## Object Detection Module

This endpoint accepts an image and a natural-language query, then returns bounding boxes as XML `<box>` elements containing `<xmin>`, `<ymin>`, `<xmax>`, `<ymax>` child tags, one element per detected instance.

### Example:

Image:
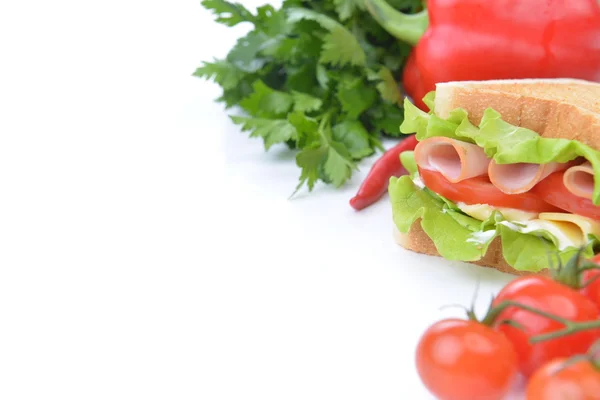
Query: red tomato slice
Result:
<box><xmin>531</xmin><ymin>171</ymin><xmax>600</xmax><ymax>220</ymax></box>
<box><xmin>418</xmin><ymin>168</ymin><xmax>564</xmax><ymax>213</ymax></box>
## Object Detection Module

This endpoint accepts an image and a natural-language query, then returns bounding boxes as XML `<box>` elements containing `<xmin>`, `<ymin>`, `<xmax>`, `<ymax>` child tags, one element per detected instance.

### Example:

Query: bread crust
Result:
<box><xmin>433</xmin><ymin>79</ymin><xmax>600</xmax><ymax>151</ymax></box>
<box><xmin>393</xmin><ymin>221</ymin><xmax>549</xmax><ymax>276</ymax></box>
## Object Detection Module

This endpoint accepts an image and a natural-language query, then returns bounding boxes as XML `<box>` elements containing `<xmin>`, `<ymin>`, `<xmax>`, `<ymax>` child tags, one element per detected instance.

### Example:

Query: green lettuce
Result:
<box><xmin>400</xmin><ymin>93</ymin><xmax>600</xmax><ymax>205</ymax></box>
<box><xmin>390</xmin><ymin>151</ymin><xmax>596</xmax><ymax>272</ymax></box>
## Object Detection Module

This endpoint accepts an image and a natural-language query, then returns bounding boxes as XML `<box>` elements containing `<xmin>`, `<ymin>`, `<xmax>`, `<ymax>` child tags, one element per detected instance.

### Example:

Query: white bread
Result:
<box><xmin>433</xmin><ymin>79</ymin><xmax>600</xmax><ymax>151</ymax></box>
<box><xmin>398</xmin><ymin>78</ymin><xmax>600</xmax><ymax>274</ymax></box>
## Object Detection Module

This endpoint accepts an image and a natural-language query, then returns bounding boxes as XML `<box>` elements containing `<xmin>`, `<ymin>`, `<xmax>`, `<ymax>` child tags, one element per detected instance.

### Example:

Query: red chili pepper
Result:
<box><xmin>350</xmin><ymin>135</ymin><xmax>418</xmax><ymax>211</ymax></box>
<box><xmin>366</xmin><ymin>0</ymin><xmax>600</xmax><ymax>110</ymax></box>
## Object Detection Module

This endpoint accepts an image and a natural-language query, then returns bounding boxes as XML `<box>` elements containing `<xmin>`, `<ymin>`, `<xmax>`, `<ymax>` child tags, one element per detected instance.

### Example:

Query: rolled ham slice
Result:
<box><xmin>563</xmin><ymin>161</ymin><xmax>595</xmax><ymax>200</ymax></box>
<box><xmin>414</xmin><ymin>137</ymin><xmax>490</xmax><ymax>183</ymax></box>
<box><xmin>488</xmin><ymin>161</ymin><xmax>575</xmax><ymax>195</ymax></box>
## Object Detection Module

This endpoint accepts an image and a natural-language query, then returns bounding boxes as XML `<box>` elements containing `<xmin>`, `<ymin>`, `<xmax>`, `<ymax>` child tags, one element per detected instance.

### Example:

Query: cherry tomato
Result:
<box><xmin>531</xmin><ymin>171</ymin><xmax>600</xmax><ymax>220</ymax></box>
<box><xmin>416</xmin><ymin>318</ymin><xmax>518</xmax><ymax>400</ymax></box>
<box><xmin>419</xmin><ymin>168</ymin><xmax>563</xmax><ymax>213</ymax></box>
<box><xmin>492</xmin><ymin>275</ymin><xmax>600</xmax><ymax>377</ymax></box>
<box><xmin>526</xmin><ymin>357</ymin><xmax>600</xmax><ymax>400</ymax></box>
<box><xmin>581</xmin><ymin>254</ymin><xmax>600</xmax><ymax>309</ymax></box>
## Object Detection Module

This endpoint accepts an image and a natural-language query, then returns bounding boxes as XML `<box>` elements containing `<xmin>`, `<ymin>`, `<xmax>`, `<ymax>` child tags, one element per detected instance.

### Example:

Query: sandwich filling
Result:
<box><xmin>390</xmin><ymin>93</ymin><xmax>600</xmax><ymax>272</ymax></box>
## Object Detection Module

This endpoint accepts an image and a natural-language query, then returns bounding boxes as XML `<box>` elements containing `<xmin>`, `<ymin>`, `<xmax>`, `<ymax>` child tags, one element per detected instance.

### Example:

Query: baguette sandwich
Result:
<box><xmin>391</xmin><ymin>78</ymin><xmax>600</xmax><ymax>275</ymax></box>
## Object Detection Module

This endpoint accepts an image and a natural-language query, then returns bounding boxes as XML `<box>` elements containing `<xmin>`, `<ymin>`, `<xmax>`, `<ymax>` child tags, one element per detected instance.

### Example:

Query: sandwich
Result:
<box><xmin>390</xmin><ymin>78</ymin><xmax>600</xmax><ymax>275</ymax></box>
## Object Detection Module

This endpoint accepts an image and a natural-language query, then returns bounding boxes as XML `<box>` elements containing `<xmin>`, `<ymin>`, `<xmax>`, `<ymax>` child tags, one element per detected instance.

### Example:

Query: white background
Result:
<box><xmin>0</xmin><ymin>1</ymin><xmax>524</xmax><ymax>399</ymax></box>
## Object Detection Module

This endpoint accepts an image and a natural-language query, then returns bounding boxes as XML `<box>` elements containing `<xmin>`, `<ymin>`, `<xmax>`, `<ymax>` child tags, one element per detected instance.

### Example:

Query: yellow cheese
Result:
<box><xmin>539</xmin><ymin>213</ymin><xmax>600</xmax><ymax>247</ymax></box>
<box><xmin>455</xmin><ymin>204</ymin><xmax>600</xmax><ymax>250</ymax></box>
<box><xmin>499</xmin><ymin>213</ymin><xmax>600</xmax><ymax>250</ymax></box>
<box><xmin>456</xmin><ymin>203</ymin><xmax>538</xmax><ymax>222</ymax></box>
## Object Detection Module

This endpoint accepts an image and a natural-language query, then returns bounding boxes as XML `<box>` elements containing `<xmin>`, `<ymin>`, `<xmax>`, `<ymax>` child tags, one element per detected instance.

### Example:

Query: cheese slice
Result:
<box><xmin>499</xmin><ymin>213</ymin><xmax>600</xmax><ymax>250</ymax></box>
<box><xmin>539</xmin><ymin>213</ymin><xmax>600</xmax><ymax>246</ymax></box>
<box><xmin>456</xmin><ymin>204</ymin><xmax>600</xmax><ymax>250</ymax></box>
<box><xmin>456</xmin><ymin>203</ymin><xmax>538</xmax><ymax>222</ymax></box>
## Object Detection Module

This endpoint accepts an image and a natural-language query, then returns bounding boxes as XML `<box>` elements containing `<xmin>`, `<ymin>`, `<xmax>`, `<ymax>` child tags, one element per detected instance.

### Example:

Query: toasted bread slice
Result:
<box><xmin>393</xmin><ymin>221</ymin><xmax>549</xmax><ymax>276</ymax></box>
<box><xmin>433</xmin><ymin>79</ymin><xmax>600</xmax><ymax>151</ymax></box>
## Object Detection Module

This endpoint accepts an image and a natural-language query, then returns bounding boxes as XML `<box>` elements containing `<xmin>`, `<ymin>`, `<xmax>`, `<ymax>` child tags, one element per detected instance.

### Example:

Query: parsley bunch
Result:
<box><xmin>195</xmin><ymin>0</ymin><xmax>422</xmax><ymax>193</ymax></box>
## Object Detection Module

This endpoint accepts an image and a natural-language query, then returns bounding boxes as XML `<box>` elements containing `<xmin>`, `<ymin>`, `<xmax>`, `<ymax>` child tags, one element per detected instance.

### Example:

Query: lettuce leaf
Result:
<box><xmin>400</xmin><ymin>95</ymin><xmax>600</xmax><ymax>205</ymax></box>
<box><xmin>497</xmin><ymin>225</ymin><xmax>591</xmax><ymax>272</ymax></box>
<box><xmin>390</xmin><ymin>175</ymin><xmax>496</xmax><ymax>261</ymax></box>
<box><xmin>389</xmin><ymin>174</ymin><xmax>594</xmax><ymax>272</ymax></box>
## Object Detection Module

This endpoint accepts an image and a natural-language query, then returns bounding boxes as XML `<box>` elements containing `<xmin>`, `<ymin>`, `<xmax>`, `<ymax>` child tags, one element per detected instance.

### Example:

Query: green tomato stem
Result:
<box><xmin>590</xmin><ymin>340</ymin><xmax>600</xmax><ymax>369</ymax></box>
<box><xmin>483</xmin><ymin>300</ymin><xmax>600</xmax><ymax>344</ymax></box>
<box><xmin>551</xmin><ymin>247</ymin><xmax>586</xmax><ymax>289</ymax></box>
<box><xmin>363</xmin><ymin>0</ymin><xmax>428</xmax><ymax>46</ymax></box>
<box><xmin>531</xmin><ymin>320</ymin><xmax>600</xmax><ymax>343</ymax></box>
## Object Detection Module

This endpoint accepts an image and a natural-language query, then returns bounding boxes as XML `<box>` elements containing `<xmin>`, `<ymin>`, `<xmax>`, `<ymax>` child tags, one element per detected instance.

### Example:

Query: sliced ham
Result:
<box><xmin>563</xmin><ymin>161</ymin><xmax>595</xmax><ymax>200</ymax></box>
<box><xmin>488</xmin><ymin>160</ymin><xmax>576</xmax><ymax>195</ymax></box>
<box><xmin>414</xmin><ymin>137</ymin><xmax>490</xmax><ymax>183</ymax></box>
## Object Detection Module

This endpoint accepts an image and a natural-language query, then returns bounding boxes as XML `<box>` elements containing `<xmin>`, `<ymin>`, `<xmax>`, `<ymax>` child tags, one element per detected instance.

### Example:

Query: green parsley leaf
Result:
<box><xmin>286</xmin><ymin>64</ymin><xmax>320</xmax><ymax>93</ymax></box>
<box><xmin>193</xmin><ymin>59</ymin><xmax>244</xmax><ymax>91</ymax></box>
<box><xmin>255</xmin><ymin>5</ymin><xmax>287</xmax><ymax>35</ymax></box>
<box><xmin>369</xmin><ymin>101</ymin><xmax>405</xmax><ymax>136</ymax></box>
<box><xmin>286</xmin><ymin>8</ymin><xmax>339</xmax><ymax>30</ymax></box>
<box><xmin>374</xmin><ymin>66</ymin><xmax>402</xmax><ymax>104</ymax></box>
<box><xmin>324</xmin><ymin>143</ymin><xmax>354</xmax><ymax>187</ymax></box>
<box><xmin>332</xmin><ymin>120</ymin><xmax>374</xmax><ymax>159</ymax></box>
<box><xmin>215</xmin><ymin>79</ymin><xmax>254</xmax><ymax>109</ymax></box>
<box><xmin>231</xmin><ymin>116</ymin><xmax>297</xmax><ymax>150</ymax></box>
<box><xmin>333</xmin><ymin>0</ymin><xmax>365</xmax><ymax>21</ymax></box>
<box><xmin>288</xmin><ymin>112</ymin><xmax>320</xmax><ymax>148</ymax></box>
<box><xmin>292</xmin><ymin>91</ymin><xmax>323</xmax><ymax>113</ymax></box>
<box><xmin>226</xmin><ymin>31</ymin><xmax>274</xmax><ymax>73</ymax></box>
<box><xmin>337</xmin><ymin>76</ymin><xmax>378</xmax><ymax>118</ymax></box>
<box><xmin>287</xmin><ymin>8</ymin><xmax>366</xmax><ymax>67</ymax></box>
<box><xmin>315</xmin><ymin>64</ymin><xmax>330</xmax><ymax>90</ymax></box>
<box><xmin>295</xmin><ymin>145</ymin><xmax>328</xmax><ymax>192</ymax></box>
<box><xmin>319</xmin><ymin>27</ymin><xmax>367</xmax><ymax>67</ymax></box>
<box><xmin>239</xmin><ymin>80</ymin><xmax>294</xmax><ymax>117</ymax></box>
<box><xmin>201</xmin><ymin>0</ymin><xmax>256</xmax><ymax>27</ymax></box>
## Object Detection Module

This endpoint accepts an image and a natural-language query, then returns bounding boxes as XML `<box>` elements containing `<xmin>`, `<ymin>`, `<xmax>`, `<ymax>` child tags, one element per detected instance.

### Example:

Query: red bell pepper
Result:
<box><xmin>366</xmin><ymin>0</ymin><xmax>600</xmax><ymax>110</ymax></box>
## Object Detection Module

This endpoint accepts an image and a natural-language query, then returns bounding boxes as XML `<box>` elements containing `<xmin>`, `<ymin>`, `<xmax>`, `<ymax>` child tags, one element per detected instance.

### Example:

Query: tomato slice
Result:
<box><xmin>418</xmin><ymin>168</ymin><xmax>564</xmax><ymax>213</ymax></box>
<box><xmin>531</xmin><ymin>171</ymin><xmax>600</xmax><ymax>220</ymax></box>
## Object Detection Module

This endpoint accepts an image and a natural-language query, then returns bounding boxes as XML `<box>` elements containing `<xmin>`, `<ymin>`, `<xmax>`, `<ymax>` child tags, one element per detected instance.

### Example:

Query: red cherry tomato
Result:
<box><xmin>582</xmin><ymin>254</ymin><xmax>600</xmax><ymax>309</ymax></box>
<box><xmin>419</xmin><ymin>168</ymin><xmax>564</xmax><ymax>213</ymax></box>
<box><xmin>526</xmin><ymin>357</ymin><xmax>600</xmax><ymax>400</ymax></box>
<box><xmin>492</xmin><ymin>275</ymin><xmax>600</xmax><ymax>377</ymax></box>
<box><xmin>416</xmin><ymin>318</ymin><xmax>518</xmax><ymax>400</ymax></box>
<box><xmin>531</xmin><ymin>171</ymin><xmax>600</xmax><ymax>220</ymax></box>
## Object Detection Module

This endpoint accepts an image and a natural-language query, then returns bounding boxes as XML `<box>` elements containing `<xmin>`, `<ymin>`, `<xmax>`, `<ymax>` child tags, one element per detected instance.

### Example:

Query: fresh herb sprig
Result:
<box><xmin>195</xmin><ymin>0</ymin><xmax>421</xmax><ymax>193</ymax></box>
